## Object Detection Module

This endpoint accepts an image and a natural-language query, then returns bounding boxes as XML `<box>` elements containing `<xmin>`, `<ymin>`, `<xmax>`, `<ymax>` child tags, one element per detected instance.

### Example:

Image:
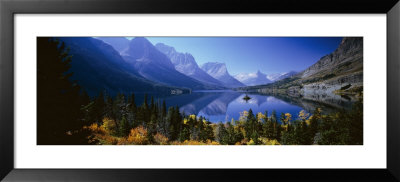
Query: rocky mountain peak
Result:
<box><xmin>122</xmin><ymin>37</ymin><xmax>175</xmax><ymax>69</ymax></box>
<box><xmin>155</xmin><ymin>43</ymin><xmax>224</xmax><ymax>88</ymax></box>
<box><xmin>302</xmin><ymin>37</ymin><xmax>363</xmax><ymax>78</ymax></box>
<box><xmin>155</xmin><ymin>43</ymin><xmax>177</xmax><ymax>55</ymax></box>
<box><xmin>201</xmin><ymin>62</ymin><xmax>245</xmax><ymax>88</ymax></box>
<box><xmin>201</xmin><ymin>62</ymin><xmax>227</xmax><ymax>74</ymax></box>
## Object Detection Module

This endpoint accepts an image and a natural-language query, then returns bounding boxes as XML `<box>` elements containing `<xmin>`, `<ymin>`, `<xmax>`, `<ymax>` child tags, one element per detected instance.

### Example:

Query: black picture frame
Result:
<box><xmin>1</xmin><ymin>0</ymin><xmax>399</xmax><ymax>181</ymax></box>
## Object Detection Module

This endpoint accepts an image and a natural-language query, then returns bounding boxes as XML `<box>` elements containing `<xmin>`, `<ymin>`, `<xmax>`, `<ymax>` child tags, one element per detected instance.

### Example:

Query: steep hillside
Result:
<box><xmin>94</xmin><ymin>37</ymin><xmax>130</xmax><ymax>53</ymax></box>
<box><xmin>237</xmin><ymin>37</ymin><xmax>363</xmax><ymax>104</ymax></box>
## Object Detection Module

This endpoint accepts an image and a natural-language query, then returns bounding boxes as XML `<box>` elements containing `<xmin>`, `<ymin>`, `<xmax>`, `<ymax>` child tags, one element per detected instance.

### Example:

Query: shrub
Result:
<box><xmin>126</xmin><ymin>126</ymin><xmax>149</xmax><ymax>145</ymax></box>
<box><xmin>205</xmin><ymin>139</ymin><xmax>220</xmax><ymax>145</ymax></box>
<box><xmin>154</xmin><ymin>133</ymin><xmax>169</xmax><ymax>145</ymax></box>
<box><xmin>259</xmin><ymin>137</ymin><xmax>280</xmax><ymax>145</ymax></box>
<box><xmin>102</xmin><ymin>117</ymin><xmax>117</xmax><ymax>135</ymax></box>
<box><xmin>247</xmin><ymin>139</ymin><xmax>256</xmax><ymax>145</ymax></box>
<box><xmin>85</xmin><ymin>123</ymin><xmax>106</xmax><ymax>135</ymax></box>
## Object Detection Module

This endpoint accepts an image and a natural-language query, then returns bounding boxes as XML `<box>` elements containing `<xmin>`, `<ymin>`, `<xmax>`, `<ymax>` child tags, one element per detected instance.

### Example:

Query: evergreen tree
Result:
<box><xmin>93</xmin><ymin>91</ymin><xmax>105</xmax><ymax>123</ymax></box>
<box><xmin>245</xmin><ymin>109</ymin><xmax>258</xmax><ymax>141</ymax></box>
<box><xmin>308</xmin><ymin>108</ymin><xmax>321</xmax><ymax>143</ymax></box>
<box><xmin>81</xmin><ymin>100</ymin><xmax>95</xmax><ymax>126</ymax></box>
<box><xmin>142</xmin><ymin>94</ymin><xmax>150</xmax><ymax>124</ymax></box>
<box><xmin>197</xmin><ymin>116</ymin><xmax>207</xmax><ymax>142</ymax></box>
<box><xmin>216</xmin><ymin>122</ymin><xmax>228</xmax><ymax>144</ymax></box>
<box><xmin>280</xmin><ymin>112</ymin><xmax>287</xmax><ymax>125</ymax></box>
<box><xmin>179</xmin><ymin>127</ymin><xmax>190</xmax><ymax>142</ymax></box>
<box><xmin>37</xmin><ymin>37</ymin><xmax>87</xmax><ymax>144</ymax></box>
<box><xmin>143</xmin><ymin>94</ymin><xmax>149</xmax><ymax>110</ymax></box>
<box><xmin>150</xmin><ymin>96</ymin><xmax>155</xmax><ymax>112</ymax></box>
<box><xmin>274</xmin><ymin>120</ymin><xmax>282</xmax><ymax>140</ymax></box>
<box><xmin>204</xmin><ymin>121</ymin><xmax>215</xmax><ymax>141</ymax></box>
<box><xmin>167</xmin><ymin>107</ymin><xmax>178</xmax><ymax>140</ymax></box>
<box><xmin>349</xmin><ymin>100</ymin><xmax>363</xmax><ymax>144</ymax></box>
<box><xmin>80</xmin><ymin>91</ymin><xmax>91</xmax><ymax>108</ymax></box>
<box><xmin>104</xmin><ymin>93</ymin><xmax>114</xmax><ymax>119</ymax></box>
<box><xmin>162</xmin><ymin>100</ymin><xmax>167</xmax><ymax>118</ymax></box>
<box><xmin>129</xmin><ymin>93</ymin><xmax>137</xmax><ymax>113</ymax></box>
<box><xmin>271</xmin><ymin>110</ymin><xmax>277</xmax><ymax>123</ymax></box>
<box><xmin>263</xmin><ymin>111</ymin><xmax>274</xmax><ymax>139</ymax></box>
<box><xmin>118</xmin><ymin>116</ymin><xmax>130</xmax><ymax>137</ymax></box>
<box><xmin>112</xmin><ymin>93</ymin><xmax>125</xmax><ymax>123</ymax></box>
<box><xmin>264</xmin><ymin>111</ymin><xmax>268</xmax><ymax>123</ymax></box>
<box><xmin>226</xmin><ymin>122</ymin><xmax>237</xmax><ymax>145</ymax></box>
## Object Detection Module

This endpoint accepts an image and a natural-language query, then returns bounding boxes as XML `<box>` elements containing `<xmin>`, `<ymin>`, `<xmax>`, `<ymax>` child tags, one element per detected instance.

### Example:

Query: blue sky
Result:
<box><xmin>127</xmin><ymin>37</ymin><xmax>342</xmax><ymax>75</ymax></box>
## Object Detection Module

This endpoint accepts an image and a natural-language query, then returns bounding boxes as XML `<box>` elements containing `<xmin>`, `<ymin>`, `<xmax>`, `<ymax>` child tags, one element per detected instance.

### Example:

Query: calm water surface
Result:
<box><xmin>134</xmin><ymin>90</ymin><xmax>353</xmax><ymax>123</ymax></box>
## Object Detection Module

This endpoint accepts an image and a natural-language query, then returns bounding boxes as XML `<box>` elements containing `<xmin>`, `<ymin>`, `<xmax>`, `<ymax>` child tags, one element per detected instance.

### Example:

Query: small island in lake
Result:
<box><xmin>243</xmin><ymin>94</ymin><xmax>251</xmax><ymax>102</ymax></box>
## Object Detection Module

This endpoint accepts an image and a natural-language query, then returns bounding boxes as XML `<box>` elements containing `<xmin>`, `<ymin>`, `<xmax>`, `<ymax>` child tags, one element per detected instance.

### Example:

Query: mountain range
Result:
<box><xmin>98</xmin><ymin>37</ymin><xmax>296</xmax><ymax>87</ymax></box>
<box><xmin>58</xmin><ymin>36</ymin><xmax>307</xmax><ymax>96</ymax></box>
<box><xmin>120</xmin><ymin>37</ymin><xmax>222</xmax><ymax>90</ymax></box>
<box><xmin>235</xmin><ymin>70</ymin><xmax>272</xmax><ymax>86</ymax></box>
<box><xmin>56</xmin><ymin>37</ymin><xmax>187</xmax><ymax>96</ymax></box>
<box><xmin>234</xmin><ymin>70</ymin><xmax>298</xmax><ymax>86</ymax></box>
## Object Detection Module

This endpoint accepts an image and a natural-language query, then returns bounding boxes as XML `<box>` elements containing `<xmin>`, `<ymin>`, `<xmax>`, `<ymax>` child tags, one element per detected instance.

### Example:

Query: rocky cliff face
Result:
<box><xmin>155</xmin><ymin>43</ymin><xmax>224</xmax><ymax>87</ymax></box>
<box><xmin>302</xmin><ymin>37</ymin><xmax>363</xmax><ymax>78</ymax></box>
<box><xmin>302</xmin><ymin>72</ymin><xmax>362</xmax><ymax>95</ymax></box>
<box><xmin>201</xmin><ymin>62</ymin><xmax>245</xmax><ymax>88</ymax></box>
<box><xmin>300</xmin><ymin>37</ymin><xmax>363</xmax><ymax>98</ymax></box>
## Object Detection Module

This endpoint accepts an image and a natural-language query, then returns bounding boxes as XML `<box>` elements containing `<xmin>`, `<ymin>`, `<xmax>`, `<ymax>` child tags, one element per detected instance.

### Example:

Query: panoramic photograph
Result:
<box><xmin>37</xmin><ymin>36</ymin><xmax>363</xmax><ymax>145</ymax></box>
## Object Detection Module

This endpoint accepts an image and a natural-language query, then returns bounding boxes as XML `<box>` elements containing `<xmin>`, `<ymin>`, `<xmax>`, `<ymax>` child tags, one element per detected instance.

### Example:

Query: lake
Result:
<box><xmin>134</xmin><ymin>90</ymin><xmax>355</xmax><ymax>123</ymax></box>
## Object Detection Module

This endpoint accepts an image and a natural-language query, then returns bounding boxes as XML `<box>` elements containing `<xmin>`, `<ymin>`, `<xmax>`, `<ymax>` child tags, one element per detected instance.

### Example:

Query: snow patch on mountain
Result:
<box><xmin>234</xmin><ymin>70</ymin><xmax>272</xmax><ymax>86</ymax></box>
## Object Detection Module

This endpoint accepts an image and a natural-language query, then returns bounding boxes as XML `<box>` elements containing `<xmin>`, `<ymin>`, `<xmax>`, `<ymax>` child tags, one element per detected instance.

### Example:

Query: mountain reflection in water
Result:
<box><xmin>134</xmin><ymin>90</ymin><xmax>355</xmax><ymax>123</ymax></box>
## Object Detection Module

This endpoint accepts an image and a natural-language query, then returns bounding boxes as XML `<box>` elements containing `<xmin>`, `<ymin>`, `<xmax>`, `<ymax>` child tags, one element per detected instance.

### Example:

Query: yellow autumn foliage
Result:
<box><xmin>247</xmin><ymin>139</ymin><xmax>256</xmax><ymax>145</ymax></box>
<box><xmin>239</xmin><ymin>111</ymin><xmax>248</xmax><ymax>122</ymax></box>
<box><xmin>305</xmin><ymin>115</ymin><xmax>313</xmax><ymax>125</ymax></box>
<box><xmin>154</xmin><ymin>133</ymin><xmax>169</xmax><ymax>145</ymax></box>
<box><xmin>240</xmin><ymin>138</ymin><xmax>249</xmax><ymax>145</ymax></box>
<box><xmin>126</xmin><ymin>126</ymin><xmax>149</xmax><ymax>145</ymax></box>
<box><xmin>259</xmin><ymin>137</ymin><xmax>280</xmax><ymax>145</ymax></box>
<box><xmin>257</xmin><ymin>112</ymin><xmax>266</xmax><ymax>123</ymax></box>
<box><xmin>84</xmin><ymin>123</ymin><xmax>119</xmax><ymax>145</ymax></box>
<box><xmin>169</xmin><ymin>140</ymin><xmax>201</xmax><ymax>145</ymax></box>
<box><xmin>298</xmin><ymin>110</ymin><xmax>310</xmax><ymax>121</ymax></box>
<box><xmin>102</xmin><ymin>117</ymin><xmax>117</xmax><ymax>134</ymax></box>
<box><xmin>284</xmin><ymin>113</ymin><xmax>292</xmax><ymax>123</ymax></box>
<box><xmin>205</xmin><ymin>139</ymin><xmax>220</xmax><ymax>145</ymax></box>
<box><xmin>183</xmin><ymin>140</ymin><xmax>204</xmax><ymax>145</ymax></box>
<box><xmin>103</xmin><ymin>135</ymin><xmax>119</xmax><ymax>145</ymax></box>
<box><xmin>246</xmin><ymin>137</ymin><xmax>281</xmax><ymax>145</ymax></box>
<box><xmin>85</xmin><ymin>123</ymin><xmax>106</xmax><ymax>134</ymax></box>
<box><xmin>169</xmin><ymin>139</ymin><xmax>220</xmax><ymax>145</ymax></box>
<box><xmin>189</xmin><ymin>114</ymin><xmax>196</xmax><ymax>120</ymax></box>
